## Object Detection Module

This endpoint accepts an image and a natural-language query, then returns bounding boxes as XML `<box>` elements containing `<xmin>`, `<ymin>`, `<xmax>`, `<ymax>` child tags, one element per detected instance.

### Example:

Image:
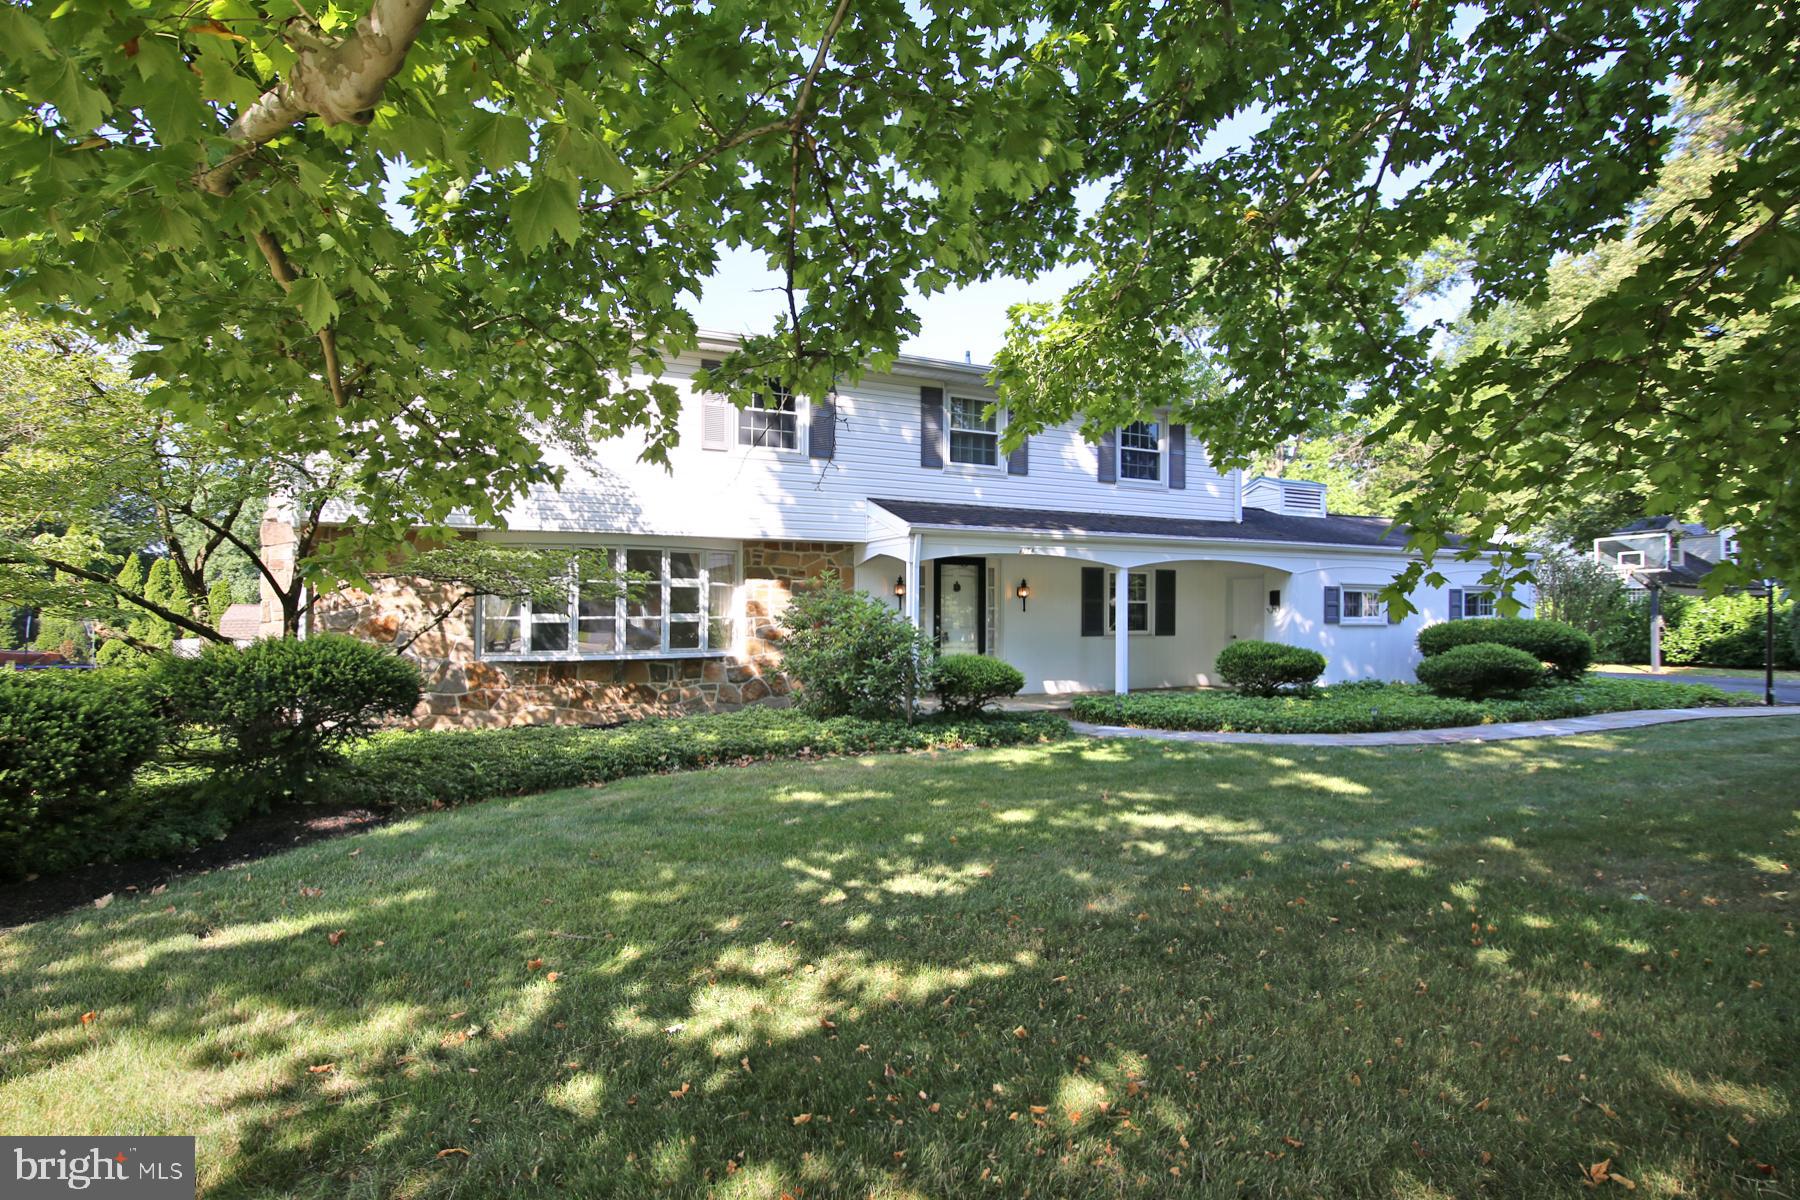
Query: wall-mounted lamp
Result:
<box><xmin>1015</xmin><ymin>579</ymin><xmax>1031</xmax><ymax>611</ymax></box>
<box><xmin>1267</xmin><ymin>588</ymin><xmax>1282</xmax><ymax>613</ymax></box>
<box><xmin>893</xmin><ymin>575</ymin><xmax>906</xmax><ymax>609</ymax></box>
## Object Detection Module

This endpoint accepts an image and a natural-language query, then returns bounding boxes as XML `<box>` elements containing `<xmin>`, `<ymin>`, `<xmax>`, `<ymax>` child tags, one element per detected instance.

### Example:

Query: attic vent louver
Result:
<box><xmin>1281</xmin><ymin>485</ymin><xmax>1324</xmax><ymax>516</ymax></box>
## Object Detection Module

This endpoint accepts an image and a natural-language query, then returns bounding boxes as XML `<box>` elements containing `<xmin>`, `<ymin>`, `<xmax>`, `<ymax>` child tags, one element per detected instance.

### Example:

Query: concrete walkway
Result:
<box><xmin>1068</xmin><ymin>704</ymin><xmax>1800</xmax><ymax>747</ymax></box>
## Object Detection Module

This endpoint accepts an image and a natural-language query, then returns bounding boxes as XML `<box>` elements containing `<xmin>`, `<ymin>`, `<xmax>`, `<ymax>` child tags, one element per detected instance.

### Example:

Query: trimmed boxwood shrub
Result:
<box><xmin>778</xmin><ymin>573</ymin><xmax>935</xmax><ymax>718</ymax></box>
<box><xmin>328</xmin><ymin>707</ymin><xmax>1068</xmax><ymax>811</ymax></box>
<box><xmin>1215</xmin><ymin>640</ymin><xmax>1327</xmax><ymax>696</ymax></box>
<box><xmin>0</xmin><ymin>668</ymin><xmax>170</xmax><ymax>879</ymax></box>
<box><xmin>1417</xmin><ymin>617</ymin><xmax>1594</xmax><ymax>680</ymax></box>
<box><xmin>1415</xmin><ymin>642</ymin><xmax>1546</xmax><ymax>699</ymax></box>
<box><xmin>159</xmin><ymin>634</ymin><xmax>422</xmax><ymax>784</ymax></box>
<box><xmin>933</xmin><ymin>654</ymin><xmax>1026</xmax><ymax>715</ymax></box>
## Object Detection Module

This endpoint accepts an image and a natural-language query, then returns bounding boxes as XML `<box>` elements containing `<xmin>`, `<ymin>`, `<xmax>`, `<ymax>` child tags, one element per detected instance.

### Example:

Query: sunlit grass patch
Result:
<box><xmin>1</xmin><ymin>719</ymin><xmax>1795</xmax><ymax>1198</ymax></box>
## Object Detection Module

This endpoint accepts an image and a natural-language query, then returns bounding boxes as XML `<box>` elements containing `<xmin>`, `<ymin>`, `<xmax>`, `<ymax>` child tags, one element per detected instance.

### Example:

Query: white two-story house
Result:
<box><xmin>283</xmin><ymin>333</ymin><xmax>1524</xmax><ymax>727</ymax></box>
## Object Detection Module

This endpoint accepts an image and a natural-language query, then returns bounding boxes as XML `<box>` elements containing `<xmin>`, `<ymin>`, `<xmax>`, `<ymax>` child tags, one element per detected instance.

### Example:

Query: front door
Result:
<box><xmin>934</xmin><ymin>558</ymin><xmax>985</xmax><ymax>655</ymax></box>
<box><xmin>1229</xmin><ymin>577</ymin><xmax>1265</xmax><ymax>643</ymax></box>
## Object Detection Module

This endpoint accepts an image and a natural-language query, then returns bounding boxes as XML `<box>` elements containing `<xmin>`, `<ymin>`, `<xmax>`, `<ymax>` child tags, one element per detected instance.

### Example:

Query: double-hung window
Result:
<box><xmin>480</xmin><ymin>548</ymin><xmax>739</xmax><ymax>658</ymax></box>
<box><xmin>1462</xmin><ymin>589</ymin><xmax>1497</xmax><ymax>619</ymax></box>
<box><xmin>1119</xmin><ymin>421</ymin><xmax>1161</xmax><ymax>481</ymax></box>
<box><xmin>1108</xmin><ymin>571</ymin><xmax>1149</xmax><ymax>633</ymax></box>
<box><xmin>1340</xmin><ymin>586</ymin><xmax>1386</xmax><ymax>624</ymax></box>
<box><xmin>948</xmin><ymin>397</ymin><xmax>999</xmax><ymax>466</ymax></box>
<box><xmin>738</xmin><ymin>384</ymin><xmax>797</xmax><ymax>450</ymax></box>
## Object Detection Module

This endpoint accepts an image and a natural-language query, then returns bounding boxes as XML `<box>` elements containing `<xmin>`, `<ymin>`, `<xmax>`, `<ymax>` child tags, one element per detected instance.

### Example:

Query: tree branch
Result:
<box><xmin>196</xmin><ymin>0</ymin><xmax>438</xmax><ymax>198</ymax></box>
<box><xmin>254</xmin><ymin>228</ymin><xmax>349</xmax><ymax>407</ymax></box>
<box><xmin>6</xmin><ymin>554</ymin><xmax>230</xmax><ymax>642</ymax></box>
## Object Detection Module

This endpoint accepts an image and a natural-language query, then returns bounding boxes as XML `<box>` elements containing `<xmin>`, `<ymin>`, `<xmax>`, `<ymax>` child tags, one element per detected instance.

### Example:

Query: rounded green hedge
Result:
<box><xmin>1414</xmin><ymin>642</ymin><xmax>1545</xmax><ymax>699</ymax></box>
<box><xmin>159</xmin><ymin>634</ymin><xmax>422</xmax><ymax>783</ymax></box>
<box><xmin>1417</xmin><ymin>617</ymin><xmax>1593</xmax><ymax>680</ymax></box>
<box><xmin>1215</xmin><ymin>640</ymin><xmax>1327</xmax><ymax>696</ymax></box>
<box><xmin>1</xmin><ymin>668</ymin><xmax>170</xmax><ymax>879</ymax></box>
<box><xmin>932</xmin><ymin>654</ymin><xmax>1025</xmax><ymax>715</ymax></box>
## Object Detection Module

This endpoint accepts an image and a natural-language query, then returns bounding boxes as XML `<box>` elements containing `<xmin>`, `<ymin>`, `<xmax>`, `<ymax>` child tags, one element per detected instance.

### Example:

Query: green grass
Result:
<box><xmin>1071</xmin><ymin>677</ymin><xmax>1749</xmax><ymax>734</ymax></box>
<box><xmin>1595</xmin><ymin>663</ymin><xmax>1800</xmax><ymax>683</ymax></box>
<box><xmin>2</xmin><ymin>721</ymin><xmax>1796</xmax><ymax>1198</ymax></box>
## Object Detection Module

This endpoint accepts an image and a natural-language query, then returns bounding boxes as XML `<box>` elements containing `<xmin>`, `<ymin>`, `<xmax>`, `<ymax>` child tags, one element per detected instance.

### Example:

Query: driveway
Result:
<box><xmin>1592</xmin><ymin>670</ymin><xmax>1800</xmax><ymax>705</ymax></box>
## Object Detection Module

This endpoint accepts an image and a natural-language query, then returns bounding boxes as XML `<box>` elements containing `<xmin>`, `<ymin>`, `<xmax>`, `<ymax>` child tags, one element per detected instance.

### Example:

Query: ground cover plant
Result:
<box><xmin>0</xmin><ymin>720</ymin><xmax>1793</xmax><ymax>1198</ymax></box>
<box><xmin>1071</xmin><ymin>678</ymin><xmax>1747</xmax><ymax>735</ymax></box>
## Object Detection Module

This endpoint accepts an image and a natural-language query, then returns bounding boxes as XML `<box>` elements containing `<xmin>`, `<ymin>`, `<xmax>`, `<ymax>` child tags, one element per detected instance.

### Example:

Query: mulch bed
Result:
<box><xmin>0</xmin><ymin>805</ymin><xmax>390</xmax><ymax>930</ymax></box>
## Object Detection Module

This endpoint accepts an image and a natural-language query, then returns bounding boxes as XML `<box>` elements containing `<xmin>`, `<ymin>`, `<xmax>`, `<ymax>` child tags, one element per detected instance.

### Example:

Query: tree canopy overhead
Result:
<box><xmin>0</xmin><ymin>0</ymin><xmax>1793</xmax><ymax>587</ymax></box>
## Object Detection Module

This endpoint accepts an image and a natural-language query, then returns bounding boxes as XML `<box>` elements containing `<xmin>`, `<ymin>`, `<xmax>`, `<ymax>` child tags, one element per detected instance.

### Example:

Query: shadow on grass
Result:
<box><xmin>1</xmin><ymin>721</ymin><xmax>1795</xmax><ymax>1198</ymax></box>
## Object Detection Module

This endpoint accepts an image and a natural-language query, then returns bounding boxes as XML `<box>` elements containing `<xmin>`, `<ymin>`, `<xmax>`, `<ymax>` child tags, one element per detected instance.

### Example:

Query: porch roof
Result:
<box><xmin>869</xmin><ymin>498</ymin><xmax>1443</xmax><ymax>551</ymax></box>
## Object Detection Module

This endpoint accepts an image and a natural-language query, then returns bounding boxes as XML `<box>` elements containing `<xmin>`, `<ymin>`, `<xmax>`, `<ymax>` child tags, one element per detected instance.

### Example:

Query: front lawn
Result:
<box><xmin>1596</xmin><ymin>663</ymin><xmax>1800</xmax><ymax>683</ymax></box>
<box><xmin>2</xmin><ymin>721</ymin><xmax>1795</xmax><ymax>1198</ymax></box>
<box><xmin>1072</xmin><ymin>677</ymin><xmax>1747</xmax><ymax>734</ymax></box>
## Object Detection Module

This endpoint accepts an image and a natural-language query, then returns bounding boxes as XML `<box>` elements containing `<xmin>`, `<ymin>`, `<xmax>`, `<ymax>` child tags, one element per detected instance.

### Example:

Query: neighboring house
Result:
<box><xmin>218</xmin><ymin>603</ymin><xmax>262</xmax><ymax>646</ymax></box>
<box><xmin>267</xmin><ymin>333</ymin><xmax>1525</xmax><ymax>728</ymax></box>
<box><xmin>1593</xmin><ymin>516</ymin><xmax>1738</xmax><ymax>593</ymax></box>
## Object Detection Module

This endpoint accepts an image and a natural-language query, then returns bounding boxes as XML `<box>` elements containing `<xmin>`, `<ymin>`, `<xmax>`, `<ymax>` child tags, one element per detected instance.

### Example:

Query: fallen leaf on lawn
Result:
<box><xmin>527</xmin><ymin>958</ymin><xmax>544</xmax><ymax>971</ymax></box>
<box><xmin>740</xmin><ymin>1057</ymin><xmax>751</xmax><ymax>1072</ymax></box>
<box><xmin>855</xmin><ymin>1043</ymin><xmax>870</xmax><ymax>1053</ymax></box>
<box><xmin>327</xmin><ymin>929</ymin><xmax>346</xmax><ymax>946</ymax></box>
<box><xmin>80</xmin><ymin>1011</ymin><xmax>97</xmax><ymax>1025</ymax></box>
<box><xmin>347</xmin><ymin>848</ymin><xmax>361</xmax><ymax>857</ymax></box>
<box><xmin>1013</xmin><ymin>1026</ymin><xmax>1029</xmax><ymax>1039</ymax></box>
<box><xmin>299</xmin><ymin>887</ymin><xmax>323</xmax><ymax>898</ymax></box>
<box><xmin>1282</xmin><ymin>1137</ymin><xmax>1305</xmax><ymax>1149</ymax></box>
<box><xmin>669</xmin><ymin>1082</ymin><xmax>691</xmax><ymax>1098</ymax></box>
<box><xmin>819</xmin><ymin>1016</ymin><xmax>836</xmax><ymax>1030</ymax></box>
<box><xmin>435</xmin><ymin>1148</ymin><xmax>469</xmax><ymax>1160</ymax></box>
<box><xmin>1480</xmin><ymin>1151</ymin><xmax>1494</xmax><ymax>1165</ymax></box>
<box><xmin>149</xmin><ymin>884</ymin><xmax>166</xmax><ymax>896</ymax></box>
<box><xmin>307</xmin><ymin>1063</ymin><xmax>336</xmax><ymax>1075</ymax></box>
<box><xmin>1474</xmin><ymin>1097</ymin><xmax>1490</xmax><ymax>1112</ymax></box>
<box><xmin>792</xmin><ymin>1113</ymin><xmax>812</xmax><ymax>1125</ymax></box>
<box><xmin>1029</xmin><ymin>1105</ymin><xmax>1048</xmax><ymax>1116</ymax></box>
<box><xmin>93</xmin><ymin>893</ymin><xmax>113</xmax><ymax>909</ymax></box>
<box><xmin>545</xmin><ymin>972</ymin><xmax>561</xmax><ymax>982</ymax></box>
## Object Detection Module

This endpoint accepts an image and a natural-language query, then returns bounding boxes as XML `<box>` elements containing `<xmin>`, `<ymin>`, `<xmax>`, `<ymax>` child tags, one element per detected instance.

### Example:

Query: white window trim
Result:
<box><xmin>946</xmin><ymin>396</ymin><xmax>1005</xmax><ymax>471</ymax></box>
<box><xmin>1117</xmin><ymin>419</ymin><xmax>1164</xmax><ymax>487</ymax></box>
<box><xmin>1107</xmin><ymin>570</ymin><xmax>1151</xmax><ymax>635</ymax></box>
<box><xmin>1339</xmin><ymin>585</ymin><xmax>1387</xmax><ymax>626</ymax></box>
<box><xmin>477</xmin><ymin>546</ymin><xmax>741</xmax><ymax>662</ymax></box>
<box><xmin>736</xmin><ymin>385</ymin><xmax>804</xmax><ymax>455</ymax></box>
<box><xmin>1461</xmin><ymin>588</ymin><xmax>1498</xmax><ymax>619</ymax></box>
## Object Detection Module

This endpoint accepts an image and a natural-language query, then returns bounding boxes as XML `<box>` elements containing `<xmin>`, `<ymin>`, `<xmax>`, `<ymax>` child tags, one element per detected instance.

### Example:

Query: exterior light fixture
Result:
<box><xmin>1267</xmin><ymin>588</ymin><xmax>1282</xmax><ymax>612</ymax></box>
<box><xmin>1015</xmin><ymin>579</ymin><xmax>1030</xmax><ymax>611</ymax></box>
<box><xmin>893</xmin><ymin>575</ymin><xmax>906</xmax><ymax>609</ymax></box>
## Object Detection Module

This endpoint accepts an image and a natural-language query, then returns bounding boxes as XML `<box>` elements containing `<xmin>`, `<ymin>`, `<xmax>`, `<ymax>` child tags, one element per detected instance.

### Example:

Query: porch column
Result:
<box><xmin>903</xmin><ymin>534</ymin><xmax>923</xmax><ymax>630</ymax></box>
<box><xmin>1114</xmin><ymin>567</ymin><xmax>1130</xmax><ymax>695</ymax></box>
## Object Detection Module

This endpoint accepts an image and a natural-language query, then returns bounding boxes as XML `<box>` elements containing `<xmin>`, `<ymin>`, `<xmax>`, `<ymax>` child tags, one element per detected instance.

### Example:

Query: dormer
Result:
<box><xmin>1242</xmin><ymin>476</ymin><xmax>1327</xmax><ymax>519</ymax></box>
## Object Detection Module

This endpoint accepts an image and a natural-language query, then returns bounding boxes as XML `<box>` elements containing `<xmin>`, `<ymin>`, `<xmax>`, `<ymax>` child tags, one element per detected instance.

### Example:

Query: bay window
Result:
<box><xmin>480</xmin><ymin>547</ymin><xmax>738</xmax><ymax>659</ymax></box>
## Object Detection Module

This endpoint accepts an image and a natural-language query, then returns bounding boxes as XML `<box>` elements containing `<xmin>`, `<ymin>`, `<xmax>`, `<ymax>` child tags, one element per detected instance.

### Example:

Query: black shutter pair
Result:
<box><xmin>1080</xmin><ymin>567</ymin><xmax>1176</xmax><ymax>636</ymax></box>
<box><xmin>1094</xmin><ymin>424</ymin><xmax>1186</xmax><ymax>487</ymax></box>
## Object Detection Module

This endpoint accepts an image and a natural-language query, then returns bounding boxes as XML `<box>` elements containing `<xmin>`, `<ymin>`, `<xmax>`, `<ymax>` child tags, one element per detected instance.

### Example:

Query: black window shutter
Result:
<box><xmin>1323</xmin><ymin>585</ymin><xmax>1341</xmax><ymax>625</ymax></box>
<box><xmin>1006</xmin><ymin>433</ymin><xmax>1029</xmax><ymax>476</ymax></box>
<box><xmin>920</xmin><ymin>387</ymin><xmax>944</xmax><ymax>468</ymax></box>
<box><xmin>1168</xmin><ymin>424</ymin><xmax>1187</xmax><ymax>490</ymax></box>
<box><xmin>1096</xmin><ymin>429</ymin><xmax>1117</xmax><ymax>483</ymax></box>
<box><xmin>1448</xmin><ymin>588</ymin><xmax>1463</xmax><ymax>620</ymax></box>
<box><xmin>1154</xmin><ymin>569</ymin><xmax>1176</xmax><ymax>636</ymax></box>
<box><xmin>1080</xmin><ymin>567</ymin><xmax>1105</xmax><ymax>636</ymax></box>
<box><xmin>809</xmin><ymin>389</ymin><xmax>836</xmax><ymax>459</ymax></box>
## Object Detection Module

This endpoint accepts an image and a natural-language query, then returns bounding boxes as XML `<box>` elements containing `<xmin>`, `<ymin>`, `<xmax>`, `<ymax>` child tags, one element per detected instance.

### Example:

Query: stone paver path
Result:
<box><xmin>1068</xmin><ymin>704</ymin><xmax>1800</xmax><ymax>747</ymax></box>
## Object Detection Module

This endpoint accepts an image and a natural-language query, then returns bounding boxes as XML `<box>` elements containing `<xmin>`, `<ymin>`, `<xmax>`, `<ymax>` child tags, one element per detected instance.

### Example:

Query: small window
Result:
<box><xmin>947</xmin><ymin>397</ymin><xmax>999</xmax><ymax>466</ymax></box>
<box><xmin>1119</xmin><ymin>421</ymin><xmax>1161</xmax><ymax>481</ymax></box>
<box><xmin>1340</xmin><ymin>587</ymin><xmax>1386</xmax><ymax>624</ymax></box>
<box><xmin>1615</xmin><ymin>550</ymin><xmax>1645</xmax><ymax>568</ymax></box>
<box><xmin>1108</xmin><ymin>571</ymin><xmax>1149</xmax><ymax>632</ymax></box>
<box><xmin>1463</xmin><ymin>590</ymin><xmax>1497</xmax><ymax>619</ymax></box>
<box><xmin>738</xmin><ymin>384</ymin><xmax>797</xmax><ymax>450</ymax></box>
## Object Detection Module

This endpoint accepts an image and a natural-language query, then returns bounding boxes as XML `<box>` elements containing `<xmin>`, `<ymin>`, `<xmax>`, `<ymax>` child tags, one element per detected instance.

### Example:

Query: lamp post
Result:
<box><xmin>1752</xmin><ymin>578</ymin><xmax>1777</xmax><ymax>707</ymax></box>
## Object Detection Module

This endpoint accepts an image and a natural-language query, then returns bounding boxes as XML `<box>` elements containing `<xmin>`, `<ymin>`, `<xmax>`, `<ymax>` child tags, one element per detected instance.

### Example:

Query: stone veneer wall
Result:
<box><xmin>308</xmin><ymin>539</ymin><xmax>854</xmax><ymax>729</ymax></box>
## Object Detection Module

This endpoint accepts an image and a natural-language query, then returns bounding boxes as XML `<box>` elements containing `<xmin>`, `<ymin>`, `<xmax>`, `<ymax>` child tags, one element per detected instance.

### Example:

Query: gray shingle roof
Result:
<box><xmin>869</xmin><ymin>498</ymin><xmax>1445</xmax><ymax>550</ymax></box>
